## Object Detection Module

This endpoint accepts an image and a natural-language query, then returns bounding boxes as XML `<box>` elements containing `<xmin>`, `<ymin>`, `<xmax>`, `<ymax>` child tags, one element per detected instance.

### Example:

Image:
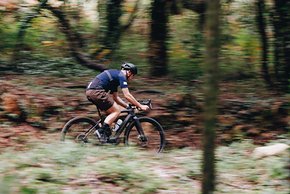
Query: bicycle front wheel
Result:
<box><xmin>125</xmin><ymin>117</ymin><xmax>165</xmax><ymax>153</ymax></box>
<box><xmin>60</xmin><ymin>116</ymin><xmax>100</xmax><ymax>144</ymax></box>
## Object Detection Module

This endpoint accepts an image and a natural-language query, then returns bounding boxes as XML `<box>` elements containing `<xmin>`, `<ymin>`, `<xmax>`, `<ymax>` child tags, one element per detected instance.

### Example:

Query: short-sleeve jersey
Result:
<box><xmin>87</xmin><ymin>69</ymin><xmax>128</xmax><ymax>93</ymax></box>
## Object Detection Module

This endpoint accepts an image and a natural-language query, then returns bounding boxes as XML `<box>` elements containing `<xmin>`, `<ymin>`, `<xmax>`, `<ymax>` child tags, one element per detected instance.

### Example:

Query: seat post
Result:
<box><xmin>96</xmin><ymin>105</ymin><xmax>105</xmax><ymax>122</ymax></box>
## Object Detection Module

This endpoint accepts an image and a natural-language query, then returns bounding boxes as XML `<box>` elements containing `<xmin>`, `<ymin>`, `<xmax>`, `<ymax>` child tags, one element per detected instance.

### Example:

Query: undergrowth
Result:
<box><xmin>0</xmin><ymin>140</ymin><xmax>288</xmax><ymax>194</ymax></box>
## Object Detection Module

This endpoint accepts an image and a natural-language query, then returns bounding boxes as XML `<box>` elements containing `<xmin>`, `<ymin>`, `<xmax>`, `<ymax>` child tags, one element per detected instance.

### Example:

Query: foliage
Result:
<box><xmin>0</xmin><ymin>0</ymin><xmax>275</xmax><ymax>80</ymax></box>
<box><xmin>22</xmin><ymin>13</ymin><xmax>67</xmax><ymax>56</ymax></box>
<box><xmin>14</xmin><ymin>55</ymin><xmax>93</xmax><ymax>77</ymax></box>
<box><xmin>168</xmin><ymin>11</ymin><xmax>203</xmax><ymax>80</ymax></box>
<box><xmin>110</xmin><ymin>33</ymin><xmax>149</xmax><ymax>76</ymax></box>
<box><xmin>0</xmin><ymin>13</ymin><xmax>18</xmax><ymax>58</ymax></box>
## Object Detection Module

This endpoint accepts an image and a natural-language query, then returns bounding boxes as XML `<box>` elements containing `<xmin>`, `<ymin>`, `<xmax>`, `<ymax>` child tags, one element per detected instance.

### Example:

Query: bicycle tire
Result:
<box><xmin>60</xmin><ymin>116</ymin><xmax>100</xmax><ymax>144</ymax></box>
<box><xmin>124</xmin><ymin>117</ymin><xmax>165</xmax><ymax>153</ymax></box>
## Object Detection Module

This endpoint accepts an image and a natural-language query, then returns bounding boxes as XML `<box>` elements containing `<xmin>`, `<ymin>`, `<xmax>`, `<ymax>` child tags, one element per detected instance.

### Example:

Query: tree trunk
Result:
<box><xmin>94</xmin><ymin>0</ymin><xmax>122</xmax><ymax>59</ymax></box>
<box><xmin>95</xmin><ymin>0</ymin><xmax>140</xmax><ymax>60</ymax></box>
<box><xmin>272</xmin><ymin>0</ymin><xmax>290</xmax><ymax>92</ymax></box>
<box><xmin>255</xmin><ymin>0</ymin><xmax>272</xmax><ymax>87</ymax></box>
<box><xmin>103</xmin><ymin>0</ymin><xmax>122</xmax><ymax>53</ymax></box>
<box><xmin>148</xmin><ymin>0</ymin><xmax>169</xmax><ymax>76</ymax></box>
<box><xmin>202</xmin><ymin>0</ymin><xmax>220</xmax><ymax>193</ymax></box>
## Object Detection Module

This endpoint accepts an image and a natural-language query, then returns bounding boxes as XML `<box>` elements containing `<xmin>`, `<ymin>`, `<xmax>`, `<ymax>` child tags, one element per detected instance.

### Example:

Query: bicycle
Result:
<box><xmin>60</xmin><ymin>99</ymin><xmax>165</xmax><ymax>153</ymax></box>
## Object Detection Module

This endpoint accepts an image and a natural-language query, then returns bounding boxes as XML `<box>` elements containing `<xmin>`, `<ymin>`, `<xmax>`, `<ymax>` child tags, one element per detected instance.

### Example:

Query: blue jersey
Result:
<box><xmin>87</xmin><ymin>69</ymin><xmax>128</xmax><ymax>93</ymax></box>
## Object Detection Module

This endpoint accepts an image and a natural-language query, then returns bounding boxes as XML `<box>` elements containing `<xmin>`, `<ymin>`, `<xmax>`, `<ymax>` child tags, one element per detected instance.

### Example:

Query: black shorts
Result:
<box><xmin>86</xmin><ymin>89</ymin><xmax>114</xmax><ymax>111</ymax></box>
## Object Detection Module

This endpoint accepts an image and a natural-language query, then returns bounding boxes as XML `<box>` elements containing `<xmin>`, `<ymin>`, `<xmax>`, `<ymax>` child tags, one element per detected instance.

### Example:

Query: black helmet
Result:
<box><xmin>121</xmin><ymin>62</ymin><xmax>138</xmax><ymax>75</ymax></box>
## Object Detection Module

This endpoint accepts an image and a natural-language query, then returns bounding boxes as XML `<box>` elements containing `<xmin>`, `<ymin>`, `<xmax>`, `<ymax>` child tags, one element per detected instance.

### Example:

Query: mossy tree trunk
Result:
<box><xmin>202</xmin><ymin>0</ymin><xmax>220</xmax><ymax>193</ymax></box>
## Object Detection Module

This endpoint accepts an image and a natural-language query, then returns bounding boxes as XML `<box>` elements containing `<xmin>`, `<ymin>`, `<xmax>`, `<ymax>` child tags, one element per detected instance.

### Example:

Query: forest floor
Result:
<box><xmin>0</xmin><ymin>73</ymin><xmax>289</xmax><ymax>151</ymax></box>
<box><xmin>0</xmin><ymin>73</ymin><xmax>289</xmax><ymax>193</ymax></box>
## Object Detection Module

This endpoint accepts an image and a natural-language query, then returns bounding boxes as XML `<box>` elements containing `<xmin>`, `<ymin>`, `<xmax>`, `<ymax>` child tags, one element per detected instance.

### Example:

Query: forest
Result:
<box><xmin>0</xmin><ymin>0</ymin><xmax>289</xmax><ymax>193</ymax></box>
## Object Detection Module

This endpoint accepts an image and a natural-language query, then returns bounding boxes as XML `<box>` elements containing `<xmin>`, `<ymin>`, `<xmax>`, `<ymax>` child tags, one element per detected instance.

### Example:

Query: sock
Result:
<box><xmin>102</xmin><ymin>123</ymin><xmax>111</xmax><ymax>136</ymax></box>
<box><xmin>103</xmin><ymin>123</ymin><xmax>110</xmax><ymax>130</ymax></box>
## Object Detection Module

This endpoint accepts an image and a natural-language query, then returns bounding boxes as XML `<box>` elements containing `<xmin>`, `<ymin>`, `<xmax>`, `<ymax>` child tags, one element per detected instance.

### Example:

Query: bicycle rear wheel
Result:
<box><xmin>125</xmin><ymin>117</ymin><xmax>165</xmax><ymax>153</ymax></box>
<box><xmin>60</xmin><ymin>116</ymin><xmax>100</xmax><ymax>144</ymax></box>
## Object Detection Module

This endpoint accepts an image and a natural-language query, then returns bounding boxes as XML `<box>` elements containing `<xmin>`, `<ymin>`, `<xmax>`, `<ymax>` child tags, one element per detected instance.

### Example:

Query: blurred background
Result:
<box><xmin>0</xmin><ymin>0</ymin><xmax>289</xmax><ymax>193</ymax></box>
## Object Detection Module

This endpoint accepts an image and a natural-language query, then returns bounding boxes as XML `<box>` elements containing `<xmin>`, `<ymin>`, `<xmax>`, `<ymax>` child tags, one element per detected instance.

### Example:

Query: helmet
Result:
<box><xmin>121</xmin><ymin>62</ymin><xmax>138</xmax><ymax>75</ymax></box>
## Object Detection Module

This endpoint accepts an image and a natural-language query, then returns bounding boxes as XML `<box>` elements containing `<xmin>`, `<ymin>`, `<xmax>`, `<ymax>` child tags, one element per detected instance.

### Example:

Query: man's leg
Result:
<box><xmin>98</xmin><ymin>102</ymin><xmax>121</xmax><ymax>141</ymax></box>
<box><xmin>104</xmin><ymin>102</ymin><xmax>121</xmax><ymax>126</ymax></box>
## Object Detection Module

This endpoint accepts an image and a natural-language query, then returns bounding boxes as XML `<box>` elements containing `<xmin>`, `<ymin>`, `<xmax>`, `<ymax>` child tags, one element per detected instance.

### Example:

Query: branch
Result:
<box><xmin>44</xmin><ymin>4</ymin><xmax>107</xmax><ymax>71</ymax></box>
<box><xmin>12</xmin><ymin>0</ymin><xmax>106</xmax><ymax>72</ymax></box>
<box><xmin>181</xmin><ymin>0</ymin><xmax>206</xmax><ymax>14</ymax></box>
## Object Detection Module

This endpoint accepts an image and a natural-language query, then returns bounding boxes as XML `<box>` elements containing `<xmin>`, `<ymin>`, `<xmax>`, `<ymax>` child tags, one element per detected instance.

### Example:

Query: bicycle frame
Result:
<box><xmin>114</xmin><ymin>109</ymin><xmax>146</xmax><ymax>141</ymax></box>
<box><xmin>90</xmin><ymin>105</ymin><xmax>146</xmax><ymax>143</ymax></box>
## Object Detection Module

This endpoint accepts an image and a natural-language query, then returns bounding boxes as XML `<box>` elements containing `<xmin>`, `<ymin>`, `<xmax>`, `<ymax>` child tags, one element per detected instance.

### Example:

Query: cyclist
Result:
<box><xmin>86</xmin><ymin>62</ymin><xmax>149</xmax><ymax>142</ymax></box>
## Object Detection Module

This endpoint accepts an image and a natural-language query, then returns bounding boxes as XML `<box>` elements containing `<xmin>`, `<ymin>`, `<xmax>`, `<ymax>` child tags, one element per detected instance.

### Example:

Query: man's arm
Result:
<box><xmin>121</xmin><ymin>88</ymin><xmax>149</xmax><ymax>111</ymax></box>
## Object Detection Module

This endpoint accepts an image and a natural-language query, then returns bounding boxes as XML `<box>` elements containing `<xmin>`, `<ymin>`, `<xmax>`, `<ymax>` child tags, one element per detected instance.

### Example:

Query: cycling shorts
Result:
<box><xmin>86</xmin><ymin>89</ymin><xmax>114</xmax><ymax>111</ymax></box>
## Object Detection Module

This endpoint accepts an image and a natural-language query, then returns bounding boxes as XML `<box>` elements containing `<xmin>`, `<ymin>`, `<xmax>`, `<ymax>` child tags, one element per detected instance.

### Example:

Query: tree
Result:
<box><xmin>12</xmin><ymin>0</ymin><xmax>141</xmax><ymax>72</ymax></box>
<box><xmin>255</xmin><ymin>0</ymin><xmax>272</xmax><ymax>87</ymax></box>
<box><xmin>148</xmin><ymin>0</ymin><xmax>169</xmax><ymax>76</ymax></box>
<box><xmin>272</xmin><ymin>0</ymin><xmax>290</xmax><ymax>92</ymax></box>
<box><xmin>147</xmin><ymin>0</ymin><xmax>207</xmax><ymax>77</ymax></box>
<box><xmin>202</xmin><ymin>0</ymin><xmax>220</xmax><ymax>193</ymax></box>
<box><xmin>95</xmin><ymin>0</ymin><xmax>141</xmax><ymax>60</ymax></box>
<box><xmin>95</xmin><ymin>0</ymin><xmax>122</xmax><ymax>59</ymax></box>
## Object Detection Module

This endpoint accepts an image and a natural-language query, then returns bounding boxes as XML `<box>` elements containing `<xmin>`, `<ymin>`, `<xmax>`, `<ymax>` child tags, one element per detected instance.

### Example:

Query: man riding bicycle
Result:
<box><xmin>86</xmin><ymin>62</ymin><xmax>149</xmax><ymax>142</ymax></box>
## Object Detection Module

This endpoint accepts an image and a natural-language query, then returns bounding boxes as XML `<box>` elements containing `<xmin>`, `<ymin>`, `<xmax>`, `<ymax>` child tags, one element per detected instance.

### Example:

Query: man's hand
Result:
<box><xmin>140</xmin><ymin>105</ymin><xmax>150</xmax><ymax>111</ymax></box>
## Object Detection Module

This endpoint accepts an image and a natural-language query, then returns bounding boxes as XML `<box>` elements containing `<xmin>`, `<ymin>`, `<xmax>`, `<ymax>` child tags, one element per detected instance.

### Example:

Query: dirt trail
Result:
<box><xmin>0</xmin><ymin>75</ymin><xmax>289</xmax><ymax>152</ymax></box>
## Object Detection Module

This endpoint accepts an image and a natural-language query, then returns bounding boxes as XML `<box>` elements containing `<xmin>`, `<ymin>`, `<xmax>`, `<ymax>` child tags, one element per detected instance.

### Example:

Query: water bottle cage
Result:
<box><xmin>113</xmin><ymin>119</ymin><xmax>123</xmax><ymax>132</ymax></box>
